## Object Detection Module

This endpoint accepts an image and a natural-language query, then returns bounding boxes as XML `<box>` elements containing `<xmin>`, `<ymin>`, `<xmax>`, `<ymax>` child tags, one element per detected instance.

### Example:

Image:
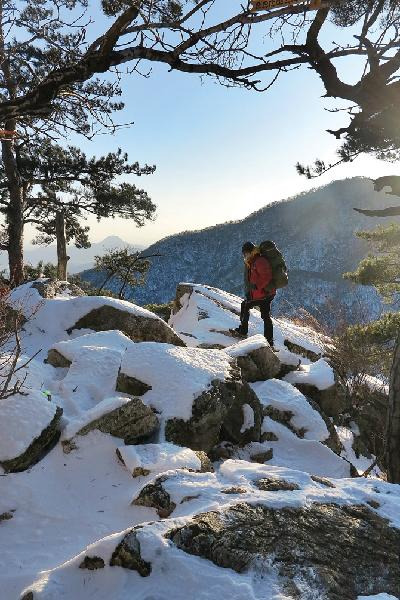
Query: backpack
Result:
<box><xmin>259</xmin><ymin>240</ymin><xmax>288</xmax><ymax>290</ymax></box>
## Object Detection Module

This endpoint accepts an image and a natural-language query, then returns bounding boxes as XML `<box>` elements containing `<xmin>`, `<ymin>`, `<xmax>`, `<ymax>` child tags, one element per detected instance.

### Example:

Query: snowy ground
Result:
<box><xmin>0</xmin><ymin>281</ymin><xmax>397</xmax><ymax>600</ymax></box>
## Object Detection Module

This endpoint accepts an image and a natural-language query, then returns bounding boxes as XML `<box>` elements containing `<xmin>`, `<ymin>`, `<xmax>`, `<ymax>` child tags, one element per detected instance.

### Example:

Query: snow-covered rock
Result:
<box><xmin>19</xmin><ymin>460</ymin><xmax>400</xmax><ymax>600</ymax></box>
<box><xmin>0</xmin><ymin>282</ymin><xmax>394</xmax><ymax>599</ymax></box>
<box><xmin>116</xmin><ymin>443</ymin><xmax>202</xmax><ymax>477</ymax></box>
<box><xmin>0</xmin><ymin>391</ymin><xmax>62</xmax><ymax>472</ymax></box>
<box><xmin>31</xmin><ymin>278</ymin><xmax>85</xmax><ymax>299</ymax></box>
<box><xmin>252</xmin><ymin>379</ymin><xmax>330</xmax><ymax>441</ymax></box>
<box><xmin>284</xmin><ymin>358</ymin><xmax>334</xmax><ymax>390</ymax></box>
<box><xmin>225</xmin><ymin>335</ymin><xmax>281</xmax><ymax>382</ymax></box>
<box><xmin>63</xmin><ymin>396</ymin><xmax>159</xmax><ymax>445</ymax></box>
<box><xmin>9</xmin><ymin>281</ymin><xmax>185</xmax><ymax>348</ymax></box>
<box><xmin>118</xmin><ymin>341</ymin><xmax>263</xmax><ymax>452</ymax></box>
<box><xmin>169</xmin><ymin>282</ymin><xmax>328</xmax><ymax>356</ymax></box>
<box><xmin>169</xmin><ymin>501</ymin><xmax>400</xmax><ymax>599</ymax></box>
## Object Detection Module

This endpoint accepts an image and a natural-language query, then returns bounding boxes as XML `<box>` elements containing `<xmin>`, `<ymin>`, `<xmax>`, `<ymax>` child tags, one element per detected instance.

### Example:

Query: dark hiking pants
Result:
<box><xmin>240</xmin><ymin>296</ymin><xmax>274</xmax><ymax>346</ymax></box>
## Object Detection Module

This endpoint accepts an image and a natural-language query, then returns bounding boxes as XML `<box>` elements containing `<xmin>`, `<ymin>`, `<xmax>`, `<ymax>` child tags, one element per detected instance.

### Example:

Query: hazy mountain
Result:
<box><xmin>0</xmin><ymin>235</ymin><xmax>145</xmax><ymax>274</ymax></box>
<box><xmin>81</xmin><ymin>178</ymin><xmax>399</xmax><ymax>327</ymax></box>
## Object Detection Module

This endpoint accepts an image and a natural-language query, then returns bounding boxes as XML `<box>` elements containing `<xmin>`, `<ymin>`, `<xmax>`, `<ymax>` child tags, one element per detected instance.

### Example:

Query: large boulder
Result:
<box><xmin>168</xmin><ymin>502</ymin><xmax>400</xmax><ymax>599</ymax></box>
<box><xmin>165</xmin><ymin>379</ymin><xmax>263</xmax><ymax>452</ymax></box>
<box><xmin>225</xmin><ymin>336</ymin><xmax>281</xmax><ymax>382</ymax></box>
<box><xmin>118</xmin><ymin>342</ymin><xmax>262</xmax><ymax>452</ymax></box>
<box><xmin>0</xmin><ymin>393</ymin><xmax>62</xmax><ymax>473</ymax></box>
<box><xmin>64</xmin><ymin>397</ymin><xmax>159</xmax><ymax>445</ymax></box>
<box><xmin>67</xmin><ymin>304</ymin><xmax>185</xmax><ymax>346</ymax></box>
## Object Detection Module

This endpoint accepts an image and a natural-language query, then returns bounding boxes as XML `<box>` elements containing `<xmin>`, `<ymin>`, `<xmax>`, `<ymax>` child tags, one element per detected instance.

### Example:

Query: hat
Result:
<box><xmin>242</xmin><ymin>241</ymin><xmax>255</xmax><ymax>254</ymax></box>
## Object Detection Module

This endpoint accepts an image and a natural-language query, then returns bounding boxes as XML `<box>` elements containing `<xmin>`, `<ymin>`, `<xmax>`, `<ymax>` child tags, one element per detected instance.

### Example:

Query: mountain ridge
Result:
<box><xmin>81</xmin><ymin>177</ymin><xmax>399</xmax><ymax>327</ymax></box>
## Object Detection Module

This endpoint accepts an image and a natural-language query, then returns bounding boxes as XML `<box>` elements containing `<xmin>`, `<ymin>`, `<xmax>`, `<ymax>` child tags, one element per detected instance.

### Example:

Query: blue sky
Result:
<box><xmin>26</xmin><ymin>6</ymin><xmax>400</xmax><ymax>248</ymax></box>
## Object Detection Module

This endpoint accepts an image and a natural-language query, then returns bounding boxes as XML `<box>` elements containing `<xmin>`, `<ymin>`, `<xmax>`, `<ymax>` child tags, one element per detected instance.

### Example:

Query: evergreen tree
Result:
<box><xmin>0</xmin><ymin>140</ymin><xmax>156</xmax><ymax>281</ymax></box>
<box><xmin>24</xmin><ymin>261</ymin><xmax>58</xmax><ymax>280</ymax></box>
<box><xmin>344</xmin><ymin>219</ymin><xmax>400</xmax><ymax>482</ymax></box>
<box><xmin>93</xmin><ymin>248</ymin><xmax>151</xmax><ymax>300</ymax></box>
<box><xmin>0</xmin><ymin>0</ymin><xmax>127</xmax><ymax>285</ymax></box>
<box><xmin>344</xmin><ymin>224</ymin><xmax>400</xmax><ymax>303</ymax></box>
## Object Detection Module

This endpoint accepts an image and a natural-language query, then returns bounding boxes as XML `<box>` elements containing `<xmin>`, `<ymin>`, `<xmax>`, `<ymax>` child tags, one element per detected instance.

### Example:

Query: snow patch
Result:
<box><xmin>117</xmin><ymin>442</ymin><xmax>201</xmax><ymax>476</ymax></box>
<box><xmin>240</xmin><ymin>404</ymin><xmax>255</xmax><ymax>433</ymax></box>
<box><xmin>225</xmin><ymin>335</ymin><xmax>270</xmax><ymax>358</ymax></box>
<box><xmin>252</xmin><ymin>379</ymin><xmax>329</xmax><ymax>441</ymax></box>
<box><xmin>284</xmin><ymin>358</ymin><xmax>334</xmax><ymax>390</ymax></box>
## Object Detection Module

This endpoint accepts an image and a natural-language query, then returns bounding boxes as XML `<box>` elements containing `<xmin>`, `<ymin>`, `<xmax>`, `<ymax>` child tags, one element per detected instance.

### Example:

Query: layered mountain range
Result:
<box><xmin>82</xmin><ymin>177</ymin><xmax>399</xmax><ymax>327</ymax></box>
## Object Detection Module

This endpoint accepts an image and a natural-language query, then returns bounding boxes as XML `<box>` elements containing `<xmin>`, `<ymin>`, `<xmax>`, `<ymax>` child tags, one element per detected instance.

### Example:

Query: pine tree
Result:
<box><xmin>344</xmin><ymin>224</ymin><xmax>400</xmax><ymax>302</ymax></box>
<box><xmin>0</xmin><ymin>0</ymin><xmax>126</xmax><ymax>285</ymax></box>
<box><xmin>93</xmin><ymin>248</ymin><xmax>151</xmax><ymax>300</ymax></box>
<box><xmin>0</xmin><ymin>140</ymin><xmax>156</xmax><ymax>281</ymax></box>
<box><xmin>344</xmin><ymin>219</ymin><xmax>400</xmax><ymax>482</ymax></box>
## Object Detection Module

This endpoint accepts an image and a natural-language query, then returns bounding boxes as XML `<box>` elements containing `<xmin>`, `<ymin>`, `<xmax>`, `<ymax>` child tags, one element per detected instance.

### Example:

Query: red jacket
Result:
<box><xmin>248</xmin><ymin>254</ymin><xmax>275</xmax><ymax>300</ymax></box>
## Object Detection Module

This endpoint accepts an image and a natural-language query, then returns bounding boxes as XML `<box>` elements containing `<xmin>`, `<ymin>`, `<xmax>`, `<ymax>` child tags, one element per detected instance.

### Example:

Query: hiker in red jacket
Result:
<box><xmin>232</xmin><ymin>241</ymin><xmax>276</xmax><ymax>347</ymax></box>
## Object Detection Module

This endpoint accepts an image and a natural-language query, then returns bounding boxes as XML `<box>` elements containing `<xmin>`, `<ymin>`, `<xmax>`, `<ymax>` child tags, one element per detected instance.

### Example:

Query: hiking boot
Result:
<box><xmin>229</xmin><ymin>327</ymin><xmax>247</xmax><ymax>338</ymax></box>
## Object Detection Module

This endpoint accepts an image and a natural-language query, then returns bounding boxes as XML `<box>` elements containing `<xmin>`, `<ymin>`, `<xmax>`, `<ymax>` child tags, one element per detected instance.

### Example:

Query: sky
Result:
<box><xmin>23</xmin><ymin>3</ymin><xmax>400</xmax><ymax>250</ymax></box>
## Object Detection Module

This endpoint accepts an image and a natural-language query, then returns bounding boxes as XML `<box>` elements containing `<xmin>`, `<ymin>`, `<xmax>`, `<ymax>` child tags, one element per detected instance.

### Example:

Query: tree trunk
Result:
<box><xmin>385</xmin><ymin>332</ymin><xmax>400</xmax><ymax>483</ymax></box>
<box><xmin>2</xmin><ymin>119</ymin><xmax>24</xmax><ymax>287</ymax></box>
<box><xmin>55</xmin><ymin>211</ymin><xmax>69</xmax><ymax>281</ymax></box>
<box><xmin>98</xmin><ymin>271</ymin><xmax>115</xmax><ymax>293</ymax></box>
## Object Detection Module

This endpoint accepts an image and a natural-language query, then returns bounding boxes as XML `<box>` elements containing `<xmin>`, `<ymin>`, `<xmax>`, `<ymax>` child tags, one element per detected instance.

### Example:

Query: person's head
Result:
<box><xmin>242</xmin><ymin>241</ymin><xmax>255</xmax><ymax>260</ymax></box>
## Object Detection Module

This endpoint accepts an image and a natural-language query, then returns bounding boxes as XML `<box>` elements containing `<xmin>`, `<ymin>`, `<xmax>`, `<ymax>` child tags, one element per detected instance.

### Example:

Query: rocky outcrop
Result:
<box><xmin>295</xmin><ymin>382</ymin><xmax>350</xmax><ymax>419</ymax></box>
<box><xmin>232</xmin><ymin>346</ymin><xmax>281</xmax><ymax>383</ymax></box>
<box><xmin>116</xmin><ymin>372</ymin><xmax>152</xmax><ymax>396</ymax></box>
<box><xmin>305</xmin><ymin>396</ymin><xmax>344</xmax><ymax>456</ymax></box>
<box><xmin>132</xmin><ymin>475</ymin><xmax>176</xmax><ymax>518</ymax></box>
<box><xmin>165</xmin><ymin>380</ymin><xmax>263</xmax><ymax>453</ymax></box>
<box><xmin>258</xmin><ymin>386</ymin><xmax>344</xmax><ymax>457</ymax></box>
<box><xmin>172</xmin><ymin>283</ymin><xmax>196</xmax><ymax>316</ymax></box>
<box><xmin>31</xmin><ymin>279</ymin><xmax>85</xmax><ymax>298</ymax></box>
<box><xmin>311</xmin><ymin>475</ymin><xmax>336</xmax><ymax>488</ymax></box>
<box><xmin>194</xmin><ymin>450</ymin><xmax>214</xmax><ymax>473</ymax></box>
<box><xmin>283</xmin><ymin>339</ymin><xmax>321</xmax><ymax>362</ymax></box>
<box><xmin>0</xmin><ymin>406</ymin><xmax>63</xmax><ymax>473</ymax></box>
<box><xmin>110</xmin><ymin>530</ymin><xmax>151</xmax><ymax>576</ymax></box>
<box><xmin>131</xmin><ymin>455</ymin><xmax>213</xmax><ymax>517</ymax></box>
<box><xmin>79</xmin><ymin>556</ymin><xmax>105</xmax><ymax>570</ymax></box>
<box><xmin>74</xmin><ymin>399</ymin><xmax>159</xmax><ymax>445</ymax></box>
<box><xmin>254</xmin><ymin>477</ymin><xmax>299</xmax><ymax>492</ymax></box>
<box><xmin>0</xmin><ymin>511</ymin><xmax>14</xmax><ymax>522</ymax></box>
<box><xmin>168</xmin><ymin>502</ymin><xmax>400</xmax><ymax>600</ymax></box>
<box><xmin>45</xmin><ymin>349</ymin><xmax>72</xmax><ymax>368</ymax></box>
<box><xmin>67</xmin><ymin>304</ymin><xmax>185</xmax><ymax>346</ymax></box>
<box><xmin>262</xmin><ymin>405</ymin><xmax>307</xmax><ymax>438</ymax></box>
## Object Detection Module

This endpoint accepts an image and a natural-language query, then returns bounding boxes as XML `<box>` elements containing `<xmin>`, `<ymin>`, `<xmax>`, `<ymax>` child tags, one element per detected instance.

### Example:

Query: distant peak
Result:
<box><xmin>100</xmin><ymin>236</ymin><xmax>126</xmax><ymax>246</ymax></box>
